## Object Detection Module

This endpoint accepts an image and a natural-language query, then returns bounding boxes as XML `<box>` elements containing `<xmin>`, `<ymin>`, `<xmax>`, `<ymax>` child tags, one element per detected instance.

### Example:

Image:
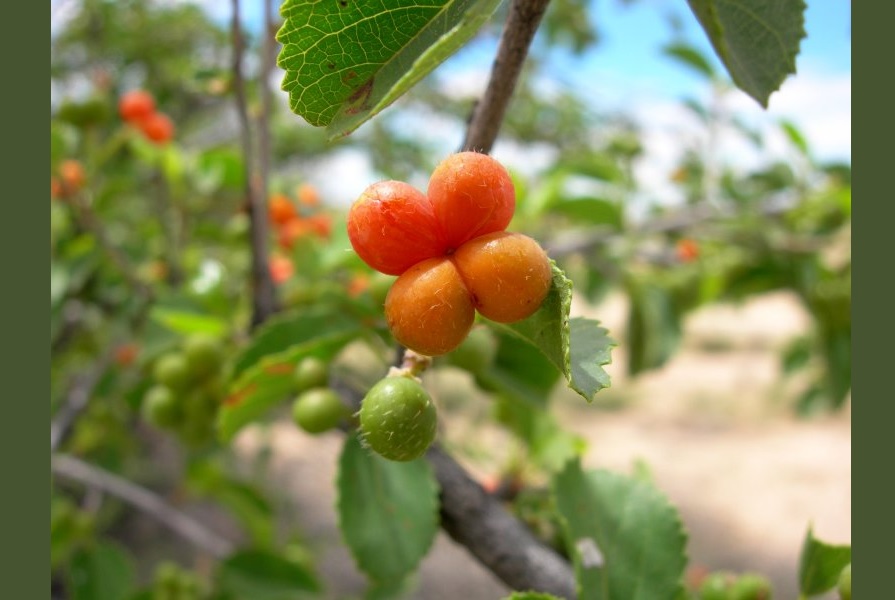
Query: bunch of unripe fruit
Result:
<box><xmin>141</xmin><ymin>333</ymin><xmax>225</xmax><ymax>446</ymax></box>
<box><xmin>347</xmin><ymin>151</ymin><xmax>553</xmax><ymax>357</ymax></box>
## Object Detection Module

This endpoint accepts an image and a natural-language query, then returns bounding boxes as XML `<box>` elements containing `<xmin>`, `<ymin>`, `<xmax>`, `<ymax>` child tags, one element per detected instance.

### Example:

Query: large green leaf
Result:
<box><xmin>798</xmin><ymin>526</ymin><xmax>851</xmax><ymax>596</ymax></box>
<box><xmin>337</xmin><ymin>434</ymin><xmax>440</xmax><ymax>583</ymax></box>
<box><xmin>69</xmin><ymin>542</ymin><xmax>136</xmax><ymax>600</ymax></box>
<box><xmin>232</xmin><ymin>306</ymin><xmax>365</xmax><ymax>378</ymax></box>
<box><xmin>552</xmin><ymin>460</ymin><xmax>688</xmax><ymax>600</ymax></box>
<box><xmin>686</xmin><ymin>0</ymin><xmax>806</xmax><ymax>107</ymax></box>
<box><xmin>477</xmin><ymin>329</ymin><xmax>562</xmax><ymax>408</ymax></box>
<box><xmin>277</xmin><ymin>0</ymin><xmax>504</xmax><ymax>139</ymax></box>
<box><xmin>218</xmin><ymin>333</ymin><xmax>357</xmax><ymax>441</ymax></box>
<box><xmin>494</xmin><ymin>263</ymin><xmax>615</xmax><ymax>402</ymax></box>
<box><xmin>216</xmin><ymin>549</ymin><xmax>321</xmax><ymax>599</ymax></box>
<box><xmin>626</xmin><ymin>280</ymin><xmax>681</xmax><ymax>377</ymax></box>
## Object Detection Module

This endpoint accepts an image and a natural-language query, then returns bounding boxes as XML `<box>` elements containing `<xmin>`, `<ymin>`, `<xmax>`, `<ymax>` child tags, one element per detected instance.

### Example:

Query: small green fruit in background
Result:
<box><xmin>294</xmin><ymin>356</ymin><xmax>328</xmax><ymax>392</ymax></box>
<box><xmin>838</xmin><ymin>564</ymin><xmax>851</xmax><ymax>600</ymax></box>
<box><xmin>183</xmin><ymin>333</ymin><xmax>223</xmax><ymax>379</ymax></box>
<box><xmin>359</xmin><ymin>375</ymin><xmax>437</xmax><ymax>462</ymax></box>
<box><xmin>730</xmin><ymin>573</ymin><xmax>772</xmax><ymax>600</ymax></box>
<box><xmin>292</xmin><ymin>388</ymin><xmax>347</xmax><ymax>434</ymax></box>
<box><xmin>447</xmin><ymin>325</ymin><xmax>497</xmax><ymax>374</ymax></box>
<box><xmin>141</xmin><ymin>385</ymin><xmax>180</xmax><ymax>428</ymax></box>
<box><xmin>153</xmin><ymin>353</ymin><xmax>191</xmax><ymax>390</ymax></box>
<box><xmin>698</xmin><ymin>572</ymin><xmax>733</xmax><ymax>600</ymax></box>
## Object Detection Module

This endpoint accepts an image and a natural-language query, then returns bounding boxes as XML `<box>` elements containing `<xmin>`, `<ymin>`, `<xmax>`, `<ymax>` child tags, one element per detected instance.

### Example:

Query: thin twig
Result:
<box><xmin>52</xmin><ymin>454</ymin><xmax>235</xmax><ymax>559</ymax></box>
<box><xmin>462</xmin><ymin>0</ymin><xmax>553</xmax><ymax>153</ymax></box>
<box><xmin>231</xmin><ymin>0</ymin><xmax>279</xmax><ymax>329</ymax></box>
<box><xmin>50</xmin><ymin>349</ymin><xmax>114</xmax><ymax>452</ymax></box>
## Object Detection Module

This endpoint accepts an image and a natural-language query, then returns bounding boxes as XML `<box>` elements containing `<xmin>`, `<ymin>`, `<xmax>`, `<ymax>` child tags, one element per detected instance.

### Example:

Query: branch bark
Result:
<box><xmin>52</xmin><ymin>454</ymin><xmax>235</xmax><ymax>559</ymax></box>
<box><xmin>231</xmin><ymin>0</ymin><xmax>280</xmax><ymax>329</ymax></box>
<box><xmin>462</xmin><ymin>0</ymin><xmax>553</xmax><ymax>153</ymax></box>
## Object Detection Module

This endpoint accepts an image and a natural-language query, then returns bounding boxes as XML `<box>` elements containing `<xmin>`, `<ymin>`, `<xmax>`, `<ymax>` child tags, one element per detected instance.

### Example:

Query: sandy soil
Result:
<box><xmin>233</xmin><ymin>290</ymin><xmax>851</xmax><ymax>599</ymax></box>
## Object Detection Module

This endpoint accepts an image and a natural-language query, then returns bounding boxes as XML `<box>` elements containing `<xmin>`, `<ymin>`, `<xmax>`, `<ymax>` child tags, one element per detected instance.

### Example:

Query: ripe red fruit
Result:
<box><xmin>138</xmin><ymin>112</ymin><xmax>174</xmax><ymax>144</ymax></box>
<box><xmin>119</xmin><ymin>90</ymin><xmax>156</xmax><ymax>123</ymax></box>
<box><xmin>297</xmin><ymin>183</ymin><xmax>320</xmax><ymax>207</ymax></box>
<box><xmin>347</xmin><ymin>181</ymin><xmax>445</xmax><ymax>276</ymax></box>
<box><xmin>269</xmin><ymin>194</ymin><xmax>297</xmax><ymax>226</ymax></box>
<box><xmin>269</xmin><ymin>255</ymin><xmax>294</xmax><ymax>284</ymax></box>
<box><xmin>676</xmin><ymin>238</ymin><xmax>700</xmax><ymax>263</ymax></box>
<box><xmin>452</xmin><ymin>231</ymin><xmax>552</xmax><ymax>324</ymax></box>
<box><xmin>59</xmin><ymin>160</ymin><xmax>86</xmax><ymax>193</ymax></box>
<box><xmin>428</xmin><ymin>152</ymin><xmax>515</xmax><ymax>250</ymax></box>
<box><xmin>385</xmin><ymin>257</ymin><xmax>475</xmax><ymax>356</ymax></box>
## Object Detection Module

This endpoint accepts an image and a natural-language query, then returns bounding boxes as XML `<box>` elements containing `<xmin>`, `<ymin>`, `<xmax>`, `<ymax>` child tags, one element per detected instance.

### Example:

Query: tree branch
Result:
<box><xmin>231</xmin><ymin>0</ymin><xmax>279</xmax><ymax>329</ymax></box>
<box><xmin>427</xmin><ymin>445</ymin><xmax>577</xmax><ymax>598</ymax></box>
<box><xmin>462</xmin><ymin>0</ymin><xmax>553</xmax><ymax>153</ymax></box>
<box><xmin>52</xmin><ymin>454</ymin><xmax>235</xmax><ymax>559</ymax></box>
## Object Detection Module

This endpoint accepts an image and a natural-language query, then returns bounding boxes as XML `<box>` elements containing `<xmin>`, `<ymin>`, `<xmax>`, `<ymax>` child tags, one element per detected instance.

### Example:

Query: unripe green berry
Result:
<box><xmin>292</xmin><ymin>388</ymin><xmax>347</xmax><ymax>434</ymax></box>
<box><xmin>730</xmin><ymin>573</ymin><xmax>772</xmax><ymax>600</ymax></box>
<box><xmin>153</xmin><ymin>353</ymin><xmax>191</xmax><ymax>391</ymax></box>
<box><xmin>183</xmin><ymin>333</ymin><xmax>223</xmax><ymax>380</ymax></box>
<box><xmin>359</xmin><ymin>375</ymin><xmax>437</xmax><ymax>462</ymax></box>
<box><xmin>142</xmin><ymin>385</ymin><xmax>180</xmax><ymax>428</ymax></box>
<box><xmin>293</xmin><ymin>357</ymin><xmax>328</xmax><ymax>392</ymax></box>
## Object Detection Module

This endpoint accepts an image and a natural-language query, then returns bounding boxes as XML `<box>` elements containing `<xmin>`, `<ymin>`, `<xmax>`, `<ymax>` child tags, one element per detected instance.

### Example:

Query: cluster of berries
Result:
<box><xmin>267</xmin><ymin>184</ymin><xmax>332</xmax><ymax>284</ymax></box>
<box><xmin>118</xmin><ymin>90</ymin><xmax>174</xmax><ymax>145</ymax></box>
<box><xmin>347</xmin><ymin>151</ymin><xmax>553</xmax><ymax>356</ymax></box>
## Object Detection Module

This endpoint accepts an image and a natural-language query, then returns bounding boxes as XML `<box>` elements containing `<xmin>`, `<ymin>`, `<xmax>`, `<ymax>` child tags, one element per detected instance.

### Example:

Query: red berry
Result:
<box><xmin>119</xmin><ymin>90</ymin><xmax>156</xmax><ymax>122</ymax></box>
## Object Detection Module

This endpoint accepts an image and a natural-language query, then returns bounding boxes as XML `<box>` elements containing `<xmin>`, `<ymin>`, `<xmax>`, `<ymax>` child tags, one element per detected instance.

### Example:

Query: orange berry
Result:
<box><xmin>59</xmin><ymin>160</ymin><xmax>86</xmax><ymax>192</ymax></box>
<box><xmin>118</xmin><ymin>90</ymin><xmax>156</xmax><ymax>123</ymax></box>
<box><xmin>138</xmin><ymin>112</ymin><xmax>174</xmax><ymax>144</ymax></box>
<box><xmin>347</xmin><ymin>273</ymin><xmax>370</xmax><ymax>298</ymax></box>
<box><xmin>277</xmin><ymin>217</ymin><xmax>311</xmax><ymax>249</ymax></box>
<box><xmin>113</xmin><ymin>343</ymin><xmax>140</xmax><ymax>367</ymax></box>
<box><xmin>297</xmin><ymin>183</ymin><xmax>320</xmax><ymax>207</ymax></box>
<box><xmin>347</xmin><ymin>181</ymin><xmax>445</xmax><ymax>276</ymax></box>
<box><xmin>675</xmin><ymin>238</ymin><xmax>700</xmax><ymax>262</ymax></box>
<box><xmin>385</xmin><ymin>257</ymin><xmax>475</xmax><ymax>356</ymax></box>
<box><xmin>428</xmin><ymin>152</ymin><xmax>515</xmax><ymax>250</ymax></box>
<box><xmin>307</xmin><ymin>214</ymin><xmax>331</xmax><ymax>239</ymax></box>
<box><xmin>268</xmin><ymin>194</ymin><xmax>297</xmax><ymax>226</ymax></box>
<box><xmin>452</xmin><ymin>231</ymin><xmax>552</xmax><ymax>324</ymax></box>
<box><xmin>269</xmin><ymin>255</ymin><xmax>294</xmax><ymax>284</ymax></box>
<box><xmin>51</xmin><ymin>177</ymin><xmax>63</xmax><ymax>199</ymax></box>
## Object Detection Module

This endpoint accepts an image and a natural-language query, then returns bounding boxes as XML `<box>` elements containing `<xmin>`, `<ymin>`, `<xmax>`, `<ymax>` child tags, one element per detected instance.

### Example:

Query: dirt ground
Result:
<box><xmin>233</xmin><ymin>290</ymin><xmax>851</xmax><ymax>599</ymax></box>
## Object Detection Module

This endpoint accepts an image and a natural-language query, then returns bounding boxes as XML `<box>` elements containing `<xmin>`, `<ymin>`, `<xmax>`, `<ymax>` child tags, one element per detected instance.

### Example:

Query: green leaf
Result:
<box><xmin>277</xmin><ymin>0</ymin><xmax>504</xmax><ymax>139</ymax></box>
<box><xmin>662</xmin><ymin>42</ymin><xmax>716</xmax><ymax>79</ymax></box>
<box><xmin>478</xmin><ymin>329</ymin><xmax>562</xmax><ymax>407</ymax></box>
<box><xmin>568</xmin><ymin>317</ymin><xmax>614</xmax><ymax>399</ymax></box>
<box><xmin>552</xmin><ymin>461</ymin><xmax>689</xmax><ymax>600</ymax></box>
<box><xmin>494</xmin><ymin>396</ymin><xmax>586</xmax><ymax>472</ymax></box>
<box><xmin>780</xmin><ymin>119</ymin><xmax>810</xmax><ymax>155</ymax></box>
<box><xmin>626</xmin><ymin>281</ymin><xmax>681</xmax><ymax>376</ymax></box>
<box><xmin>551</xmin><ymin>198</ymin><xmax>623</xmax><ymax>229</ymax></box>
<box><xmin>150</xmin><ymin>307</ymin><xmax>229</xmax><ymax>337</ymax></box>
<box><xmin>337</xmin><ymin>434</ymin><xmax>440</xmax><ymax>583</ymax></box>
<box><xmin>232</xmin><ymin>306</ymin><xmax>364</xmax><ymax>378</ymax></box>
<box><xmin>218</xmin><ymin>333</ymin><xmax>357</xmax><ymax>441</ymax></box>
<box><xmin>798</xmin><ymin>526</ymin><xmax>851</xmax><ymax>596</ymax></box>
<box><xmin>494</xmin><ymin>263</ymin><xmax>615</xmax><ymax>402</ymax></box>
<box><xmin>686</xmin><ymin>0</ymin><xmax>806</xmax><ymax>107</ymax></box>
<box><xmin>216</xmin><ymin>549</ymin><xmax>321</xmax><ymax>599</ymax></box>
<box><xmin>69</xmin><ymin>542</ymin><xmax>136</xmax><ymax>600</ymax></box>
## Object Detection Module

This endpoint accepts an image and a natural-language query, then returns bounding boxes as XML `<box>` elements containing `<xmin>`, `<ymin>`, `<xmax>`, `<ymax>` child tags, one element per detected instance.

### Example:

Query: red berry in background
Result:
<box><xmin>268</xmin><ymin>194</ymin><xmax>298</xmax><ymax>226</ymax></box>
<box><xmin>113</xmin><ymin>343</ymin><xmax>140</xmax><ymax>367</ymax></box>
<box><xmin>427</xmin><ymin>151</ymin><xmax>516</xmax><ymax>250</ymax></box>
<box><xmin>676</xmin><ymin>238</ymin><xmax>700</xmax><ymax>263</ymax></box>
<box><xmin>347</xmin><ymin>181</ymin><xmax>445</xmax><ymax>276</ymax></box>
<box><xmin>269</xmin><ymin>255</ymin><xmax>294</xmax><ymax>284</ymax></box>
<box><xmin>297</xmin><ymin>183</ymin><xmax>321</xmax><ymax>207</ymax></box>
<box><xmin>138</xmin><ymin>112</ymin><xmax>175</xmax><ymax>144</ymax></box>
<box><xmin>118</xmin><ymin>90</ymin><xmax>156</xmax><ymax>123</ymax></box>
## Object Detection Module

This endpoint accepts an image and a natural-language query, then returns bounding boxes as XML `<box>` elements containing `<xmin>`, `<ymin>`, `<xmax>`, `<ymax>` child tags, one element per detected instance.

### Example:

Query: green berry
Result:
<box><xmin>292</xmin><ymin>388</ymin><xmax>347</xmax><ymax>434</ymax></box>
<box><xmin>293</xmin><ymin>357</ymin><xmax>328</xmax><ymax>392</ymax></box>
<box><xmin>447</xmin><ymin>325</ymin><xmax>497</xmax><ymax>374</ymax></box>
<box><xmin>142</xmin><ymin>385</ymin><xmax>180</xmax><ymax>428</ymax></box>
<box><xmin>359</xmin><ymin>375</ymin><xmax>437</xmax><ymax>462</ymax></box>
<box><xmin>153</xmin><ymin>353</ymin><xmax>191</xmax><ymax>390</ymax></box>
<box><xmin>730</xmin><ymin>574</ymin><xmax>772</xmax><ymax>600</ymax></box>
<box><xmin>699</xmin><ymin>572</ymin><xmax>733</xmax><ymax>600</ymax></box>
<box><xmin>183</xmin><ymin>333</ymin><xmax>223</xmax><ymax>379</ymax></box>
